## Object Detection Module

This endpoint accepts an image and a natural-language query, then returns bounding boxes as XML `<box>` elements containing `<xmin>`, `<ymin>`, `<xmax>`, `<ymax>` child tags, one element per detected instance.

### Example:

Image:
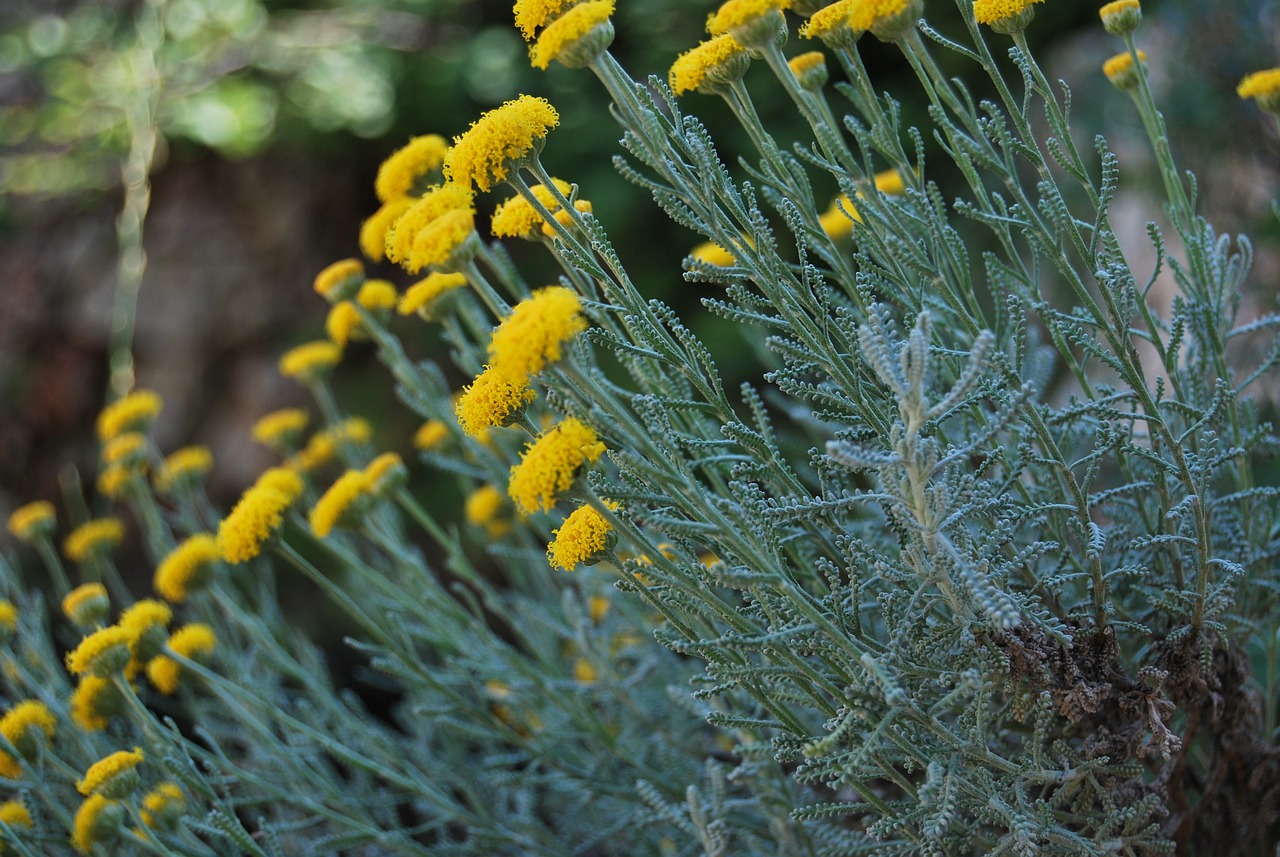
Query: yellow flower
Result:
<box><xmin>972</xmin><ymin>0</ymin><xmax>1043</xmax><ymax>32</ymax></box>
<box><xmin>101</xmin><ymin>432</ymin><xmax>146</xmax><ymax>467</ymax></box>
<box><xmin>669</xmin><ymin>35</ymin><xmax>750</xmax><ymax>96</ymax></box>
<box><xmin>119</xmin><ymin>599</ymin><xmax>172</xmax><ymax>664</ymax></box>
<box><xmin>69</xmin><ymin>675</ymin><xmax>123</xmax><ymax>732</ymax></box>
<box><xmin>252</xmin><ymin>408</ymin><xmax>310</xmax><ymax>451</ymax></box>
<box><xmin>289</xmin><ymin>418</ymin><xmax>373</xmax><ymax>472</ymax></box>
<box><xmin>399</xmin><ymin>271</ymin><xmax>468</xmax><ymax>317</ymax></box>
<box><xmin>1098</xmin><ymin>0</ymin><xmax>1141</xmax><ymax>36</ymax></box>
<box><xmin>360</xmin><ymin>197</ymin><xmax>414</xmax><ymax>262</ymax></box>
<box><xmin>1239</xmin><ymin>68</ymin><xmax>1280</xmax><ymax>113</ymax></box>
<box><xmin>847</xmin><ymin>0</ymin><xmax>919</xmax><ymax>39</ymax></box>
<box><xmin>689</xmin><ymin>241</ymin><xmax>737</xmax><ymax>267</ymax></box>
<box><xmin>72</xmin><ymin>794</ymin><xmax>123</xmax><ymax>855</ymax></box>
<box><xmin>7</xmin><ymin>500</ymin><xmax>55</xmax><ymax>543</ymax></box>
<box><xmin>278</xmin><ymin>341</ymin><xmax>342</xmax><ymax>383</ymax></box>
<box><xmin>0</xmin><ymin>800</ymin><xmax>30</xmax><ymax>829</ymax></box>
<box><xmin>514</xmin><ymin>0</ymin><xmax>577</xmax><ymax>40</ymax></box>
<box><xmin>588</xmin><ymin>594</ymin><xmax>610</xmax><ymax>624</ymax></box>
<box><xmin>309</xmin><ymin>470</ymin><xmax>373</xmax><ymax>537</ymax></box>
<box><xmin>96</xmin><ymin>390</ymin><xmax>162</xmax><ymax>441</ymax></box>
<box><xmin>530</xmin><ymin>1</ymin><xmax>615</xmax><ymax>70</ymax></box>
<box><xmin>465</xmin><ymin>484</ymin><xmax>510</xmax><ymax>537</ymax></box>
<box><xmin>65</xmin><ymin>626</ymin><xmax>133</xmax><ymax>677</ymax></box>
<box><xmin>312</xmin><ymin>258</ymin><xmax>365</xmax><ymax>302</ymax></box>
<box><xmin>154</xmin><ymin>445</ymin><xmax>214</xmax><ymax>494</ymax></box>
<box><xmin>63</xmin><ymin>582</ymin><xmax>110</xmax><ymax>628</ymax></box>
<box><xmin>96</xmin><ymin>465</ymin><xmax>132</xmax><ymax>499</ymax></box>
<box><xmin>1103</xmin><ymin>49</ymin><xmax>1146</xmax><ymax>90</ymax></box>
<box><xmin>140</xmin><ymin>782</ymin><xmax>185</xmax><ymax>830</ymax></box>
<box><xmin>413</xmin><ymin>419</ymin><xmax>450</xmax><ymax>451</ymax></box>
<box><xmin>873</xmin><ymin>167</ymin><xmax>907</xmax><ymax>195</ymax></box>
<box><xmin>788</xmin><ymin>50</ymin><xmax>829</xmax><ymax>91</ymax></box>
<box><xmin>217</xmin><ymin>467</ymin><xmax>304</xmax><ymax>563</ymax></box>
<box><xmin>0</xmin><ymin>601</ymin><xmax>16</xmax><ymax>635</ymax></box>
<box><xmin>820</xmin><ymin>194</ymin><xmax>862</xmax><ymax>239</ymax></box>
<box><xmin>801</xmin><ymin>0</ymin><xmax>855</xmax><ymax>40</ymax></box>
<box><xmin>63</xmin><ymin>518</ymin><xmax>125</xmax><ymax>563</ymax></box>
<box><xmin>572</xmin><ymin>657</ymin><xmax>597</xmax><ymax>683</ymax></box>
<box><xmin>489</xmin><ymin>286</ymin><xmax>587</xmax><ymax>384</ymax></box>
<box><xmin>508</xmin><ymin>417</ymin><xmax>607</xmax><ymax>516</ymax></box>
<box><xmin>154</xmin><ymin>533</ymin><xmax>219</xmax><ymax>602</ymax></box>
<box><xmin>365</xmin><ymin>452</ymin><xmax>407</xmax><ymax>494</ymax></box>
<box><xmin>491</xmin><ymin>178</ymin><xmax>572</xmax><ymax>239</ymax></box>
<box><xmin>76</xmin><ymin>748</ymin><xmax>143</xmax><ymax>798</ymax></box>
<box><xmin>456</xmin><ymin>366</ymin><xmax>537</xmax><ymax>437</ymax></box>
<box><xmin>146</xmin><ymin>623</ymin><xmax>216</xmax><ymax>695</ymax></box>
<box><xmin>385</xmin><ymin>183</ymin><xmax>477</xmax><ymax>274</ymax></box>
<box><xmin>375</xmin><ymin>134</ymin><xmax>449</xmax><ymax>202</ymax></box>
<box><xmin>0</xmin><ymin>700</ymin><xmax>55</xmax><ymax>778</ymax></box>
<box><xmin>707</xmin><ymin>0</ymin><xmax>791</xmax><ymax>48</ymax></box>
<box><xmin>326</xmin><ymin>302</ymin><xmax>362</xmax><ymax>349</ymax></box>
<box><xmin>547</xmin><ymin>502</ymin><xmax>616</xmax><ymax>570</ymax></box>
<box><xmin>444</xmin><ymin>96</ymin><xmax>560</xmax><ymax>193</ymax></box>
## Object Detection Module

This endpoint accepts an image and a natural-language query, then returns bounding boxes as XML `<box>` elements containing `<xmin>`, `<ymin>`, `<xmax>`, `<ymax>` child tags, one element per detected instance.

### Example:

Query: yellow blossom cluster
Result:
<box><xmin>508</xmin><ymin>418</ymin><xmax>607</xmax><ymax>516</ymax></box>
<box><xmin>217</xmin><ymin>467</ymin><xmax>305</xmax><ymax>563</ymax></box>
<box><xmin>444</xmin><ymin>95</ymin><xmax>560</xmax><ymax>193</ymax></box>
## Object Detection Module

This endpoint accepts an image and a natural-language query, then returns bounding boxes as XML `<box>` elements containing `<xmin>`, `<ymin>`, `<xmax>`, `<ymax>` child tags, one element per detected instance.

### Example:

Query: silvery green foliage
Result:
<box><xmin>1</xmin><ymin>1</ymin><xmax>1277</xmax><ymax>855</ymax></box>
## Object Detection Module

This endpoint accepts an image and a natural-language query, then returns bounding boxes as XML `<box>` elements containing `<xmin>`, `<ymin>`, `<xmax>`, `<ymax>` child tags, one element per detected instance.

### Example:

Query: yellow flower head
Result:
<box><xmin>588</xmin><ymin>593</ymin><xmax>610</xmax><ymax>623</ymax></box>
<box><xmin>456</xmin><ymin>366</ymin><xmax>537</xmax><ymax>437</ymax></box>
<box><xmin>801</xmin><ymin>0</ymin><xmax>858</xmax><ymax>43</ymax></box>
<box><xmin>119</xmin><ymin>598</ymin><xmax>172</xmax><ymax>663</ymax></box>
<box><xmin>445</xmin><ymin>96</ymin><xmax>560</xmax><ymax>193</ymax></box>
<box><xmin>1239</xmin><ymin>68</ymin><xmax>1280</xmax><ymax>113</ymax></box>
<box><xmin>360</xmin><ymin>197</ymin><xmax>414</xmax><ymax>263</ymax></box>
<box><xmin>489</xmin><ymin>286</ymin><xmax>587</xmax><ymax>383</ymax></box>
<box><xmin>413</xmin><ymin>419</ymin><xmax>451</xmax><ymax>451</ymax></box>
<box><xmin>0</xmin><ymin>700</ymin><xmax>55</xmax><ymax>777</ymax></box>
<box><xmin>313</xmin><ymin>258</ymin><xmax>365</xmax><ymax>302</ymax></box>
<box><xmin>874</xmin><ymin>167</ymin><xmax>907</xmax><ymax>195</ymax></box>
<box><xmin>0</xmin><ymin>600</ymin><xmax>16</xmax><ymax>635</ymax></box>
<box><xmin>326</xmin><ymin>302</ymin><xmax>363</xmax><ymax>349</ymax></box>
<box><xmin>547</xmin><ymin>502</ymin><xmax>616</xmax><ymax>570</ymax></box>
<box><xmin>63</xmin><ymin>518</ymin><xmax>125</xmax><ymax>564</ymax></box>
<box><xmin>66</xmin><ymin>625</ymin><xmax>133</xmax><ymax>677</ymax></box>
<box><xmin>1098</xmin><ymin>0</ymin><xmax>1141</xmax><ymax>36</ymax></box>
<box><xmin>411</xmin><ymin>208</ymin><xmax>477</xmax><ymax>273</ymax></box>
<box><xmin>491</xmin><ymin>178</ymin><xmax>572</xmax><ymax>239</ymax></box>
<box><xmin>279</xmin><ymin>341</ymin><xmax>342</xmax><ymax>383</ymax></box>
<box><xmin>0</xmin><ymin>800</ymin><xmax>30</xmax><ymax>829</ymax></box>
<box><xmin>820</xmin><ymin>193</ymin><xmax>863</xmax><ymax>239</ymax></box>
<box><xmin>530</xmin><ymin>1</ymin><xmax>615</xmax><ymax>70</ymax></box>
<box><xmin>788</xmin><ymin>50</ymin><xmax>829</xmax><ymax>90</ymax></box>
<box><xmin>63</xmin><ymin>582</ymin><xmax>110</xmax><ymax>628</ymax></box>
<box><xmin>146</xmin><ymin>623</ymin><xmax>216</xmax><ymax>695</ymax></box>
<box><xmin>508</xmin><ymin>417</ymin><xmax>607</xmax><ymax>516</ymax></box>
<box><xmin>77</xmin><ymin>748</ymin><xmax>143</xmax><ymax>798</ymax></box>
<box><xmin>375</xmin><ymin>134</ymin><xmax>449</xmax><ymax>203</ymax></box>
<box><xmin>217</xmin><ymin>467</ymin><xmax>304</xmax><ymax>563</ymax></box>
<box><xmin>289</xmin><ymin>418</ymin><xmax>373</xmax><ymax>472</ymax></box>
<box><xmin>707</xmin><ymin>0</ymin><xmax>792</xmax><ymax>47</ymax></box>
<box><xmin>141</xmin><ymin>782</ymin><xmax>185</xmax><ymax>830</ymax></box>
<box><xmin>97</xmin><ymin>390</ymin><xmax>162</xmax><ymax>441</ymax></box>
<box><xmin>847</xmin><ymin>0</ymin><xmax>919</xmax><ymax>38</ymax></box>
<box><xmin>101</xmin><ymin>432</ymin><xmax>146</xmax><ymax>467</ymax></box>
<box><xmin>309</xmin><ymin>470</ymin><xmax>373</xmax><ymax>538</ymax></box>
<box><xmin>465</xmin><ymin>485</ymin><xmax>509</xmax><ymax>536</ymax></box>
<box><xmin>154</xmin><ymin>533</ymin><xmax>219</xmax><ymax>602</ymax></box>
<box><xmin>365</xmin><ymin>451</ymin><xmax>407</xmax><ymax>495</ymax></box>
<box><xmin>96</xmin><ymin>465</ymin><xmax>134</xmax><ymax>499</ymax></box>
<box><xmin>1103</xmin><ymin>49</ymin><xmax>1146</xmax><ymax>90</ymax></box>
<box><xmin>7</xmin><ymin>500</ymin><xmax>56</xmax><ymax>543</ymax></box>
<box><xmin>514</xmin><ymin>0</ymin><xmax>577</xmax><ymax>40</ymax></box>
<box><xmin>399</xmin><ymin>272</ymin><xmax>468</xmax><ymax>317</ymax></box>
<box><xmin>669</xmin><ymin>35</ymin><xmax>751</xmax><ymax>96</ymax></box>
<box><xmin>572</xmin><ymin>657</ymin><xmax>597</xmax><ymax>683</ymax></box>
<box><xmin>154</xmin><ymin>445</ymin><xmax>214</xmax><ymax>494</ymax></box>
<box><xmin>385</xmin><ymin>183</ymin><xmax>476</xmax><ymax>273</ymax></box>
<box><xmin>689</xmin><ymin>241</ymin><xmax>737</xmax><ymax>267</ymax></box>
<box><xmin>72</xmin><ymin>793</ymin><xmax>123</xmax><ymax>855</ymax></box>
<box><xmin>973</xmin><ymin>0</ymin><xmax>1043</xmax><ymax>32</ymax></box>
<box><xmin>70</xmin><ymin>675</ymin><xmax>123</xmax><ymax>732</ymax></box>
<box><xmin>252</xmin><ymin>408</ymin><xmax>310</xmax><ymax>451</ymax></box>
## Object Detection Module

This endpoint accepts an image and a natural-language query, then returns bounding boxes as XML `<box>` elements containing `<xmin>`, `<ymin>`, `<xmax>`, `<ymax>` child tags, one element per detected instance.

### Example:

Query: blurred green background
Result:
<box><xmin>1</xmin><ymin>0</ymin><xmax>1277</xmax><ymax>537</ymax></box>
